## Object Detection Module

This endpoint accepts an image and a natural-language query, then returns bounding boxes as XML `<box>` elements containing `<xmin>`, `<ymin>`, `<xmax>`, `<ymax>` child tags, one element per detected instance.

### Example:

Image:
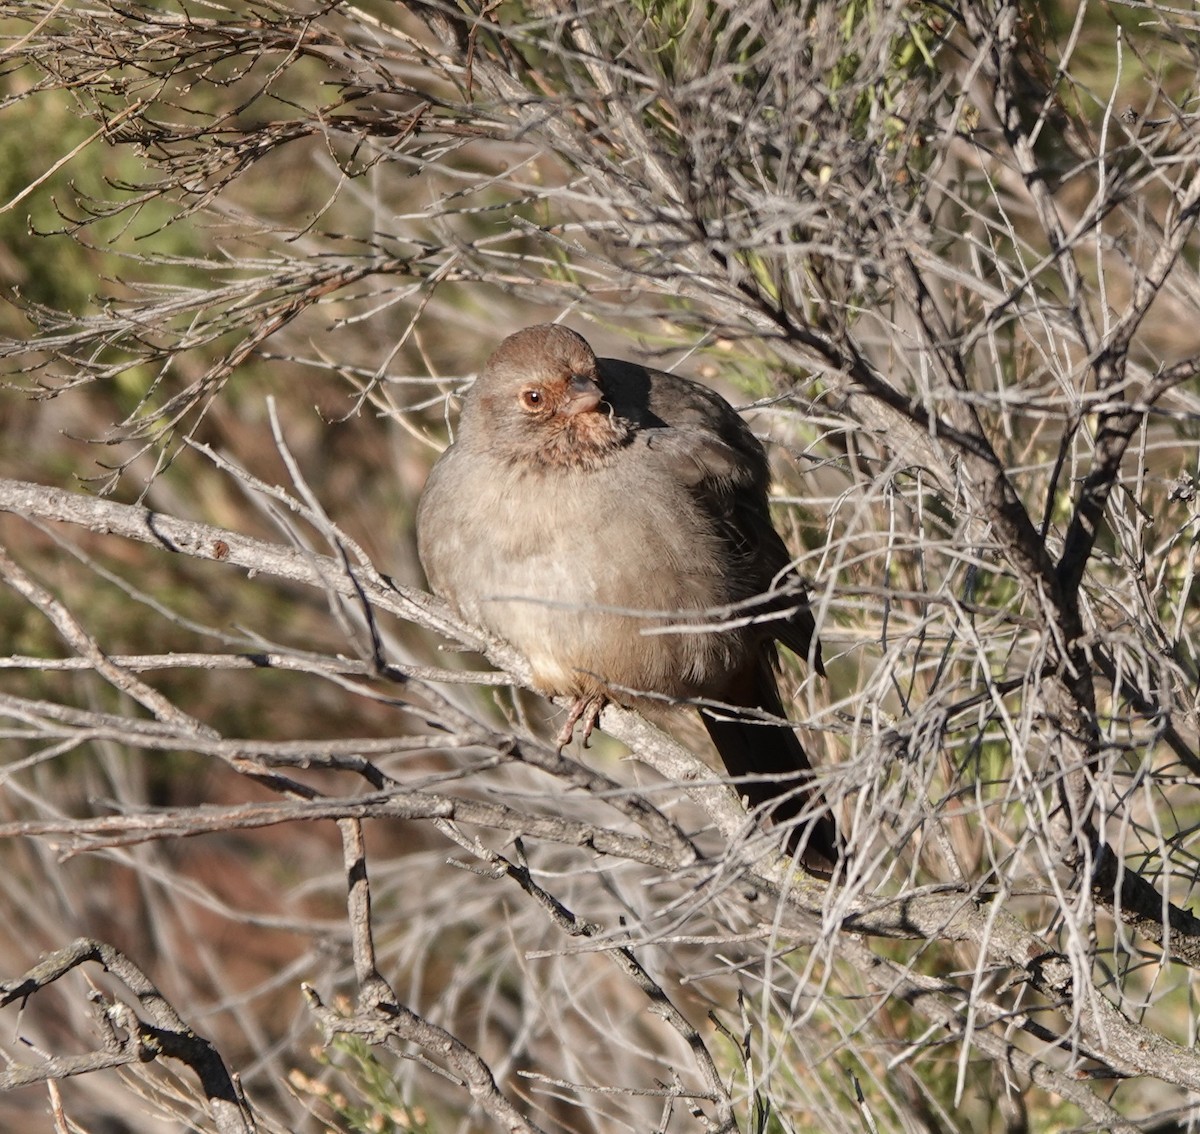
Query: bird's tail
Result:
<box><xmin>700</xmin><ymin>663</ymin><xmax>838</xmax><ymax>868</ymax></box>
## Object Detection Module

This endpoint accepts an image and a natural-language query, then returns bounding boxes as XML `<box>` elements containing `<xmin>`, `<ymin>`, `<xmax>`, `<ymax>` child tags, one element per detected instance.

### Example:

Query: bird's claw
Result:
<box><xmin>555</xmin><ymin>694</ymin><xmax>607</xmax><ymax>751</ymax></box>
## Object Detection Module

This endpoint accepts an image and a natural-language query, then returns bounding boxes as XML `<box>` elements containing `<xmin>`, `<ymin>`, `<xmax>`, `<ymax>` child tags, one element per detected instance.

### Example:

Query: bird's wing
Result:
<box><xmin>602</xmin><ymin>359</ymin><xmax>823</xmax><ymax>672</ymax></box>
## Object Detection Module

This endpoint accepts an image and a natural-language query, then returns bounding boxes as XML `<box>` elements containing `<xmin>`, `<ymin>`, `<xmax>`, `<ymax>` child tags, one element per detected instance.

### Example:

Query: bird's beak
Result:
<box><xmin>560</xmin><ymin>372</ymin><xmax>604</xmax><ymax>416</ymax></box>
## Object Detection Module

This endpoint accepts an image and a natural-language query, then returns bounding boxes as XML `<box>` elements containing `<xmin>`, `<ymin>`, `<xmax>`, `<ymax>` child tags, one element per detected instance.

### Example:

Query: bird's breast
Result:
<box><xmin>418</xmin><ymin>453</ymin><xmax>749</xmax><ymax>700</ymax></box>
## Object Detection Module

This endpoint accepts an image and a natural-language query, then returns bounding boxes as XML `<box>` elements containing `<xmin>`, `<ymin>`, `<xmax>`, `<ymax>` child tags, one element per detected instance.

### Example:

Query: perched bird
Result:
<box><xmin>416</xmin><ymin>324</ymin><xmax>837</xmax><ymax>862</ymax></box>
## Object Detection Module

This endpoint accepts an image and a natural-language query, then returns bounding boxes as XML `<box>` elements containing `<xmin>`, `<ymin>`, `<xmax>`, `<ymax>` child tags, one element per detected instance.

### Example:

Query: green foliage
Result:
<box><xmin>298</xmin><ymin>1034</ymin><xmax>433</xmax><ymax>1134</ymax></box>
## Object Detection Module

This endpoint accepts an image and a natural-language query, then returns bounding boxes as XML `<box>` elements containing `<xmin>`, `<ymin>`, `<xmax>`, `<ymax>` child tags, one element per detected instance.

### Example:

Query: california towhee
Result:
<box><xmin>416</xmin><ymin>324</ymin><xmax>837</xmax><ymax>861</ymax></box>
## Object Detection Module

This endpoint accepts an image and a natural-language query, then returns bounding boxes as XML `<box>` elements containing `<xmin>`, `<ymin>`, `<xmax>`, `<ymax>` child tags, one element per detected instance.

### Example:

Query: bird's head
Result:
<box><xmin>461</xmin><ymin>324</ymin><xmax>631</xmax><ymax>469</ymax></box>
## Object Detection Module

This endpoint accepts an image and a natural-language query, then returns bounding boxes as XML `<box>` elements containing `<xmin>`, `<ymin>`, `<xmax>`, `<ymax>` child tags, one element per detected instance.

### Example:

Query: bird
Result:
<box><xmin>415</xmin><ymin>323</ymin><xmax>837</xmax><ymax>863</ymax></box>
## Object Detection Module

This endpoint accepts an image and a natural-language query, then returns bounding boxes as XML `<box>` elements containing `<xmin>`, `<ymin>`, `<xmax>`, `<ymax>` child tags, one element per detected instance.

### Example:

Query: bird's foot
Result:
<box><xmin>556</xmin><ymin>693</ymin><xmax>607</xmax><ymax>751</ymax></box>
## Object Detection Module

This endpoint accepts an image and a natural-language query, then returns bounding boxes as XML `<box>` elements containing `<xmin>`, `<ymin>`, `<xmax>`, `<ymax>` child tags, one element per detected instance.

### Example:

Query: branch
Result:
<box><xmin>304</xmin><ymin>982</ymin><xmax>549</xmax><ymax>1134</ymax></box>
<box><xmin>451</xmin><ymin>830</ymin><xmax>737</xmax><ymax>1133</ymax></box>
<box><xmin>0</xmin><ymin>791</ymin><xmax>681</xmax><ymax>870</ymax></box>
<box><xmin>0</xmin><ymin>939</ymin><xmax>255</xmax><ymax>1134</ymax></box>
<box><xmin>0</xmin><ymin>477</ymin><xmax>437</xmax><ymax>631</ymax></box>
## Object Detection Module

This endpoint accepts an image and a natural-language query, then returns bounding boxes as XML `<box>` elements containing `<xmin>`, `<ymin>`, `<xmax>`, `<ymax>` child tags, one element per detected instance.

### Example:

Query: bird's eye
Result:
<box><xmin>519</xmin><ymin>388</ymin><xmax>543</xmax><ymax>410</ymax></box>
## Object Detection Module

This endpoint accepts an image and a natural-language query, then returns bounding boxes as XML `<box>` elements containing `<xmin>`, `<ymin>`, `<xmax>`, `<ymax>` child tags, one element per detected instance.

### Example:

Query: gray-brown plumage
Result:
<box><xmin>416</xmin><ymin>324</ymin><xmax>836</xmax><ymax>861</ymax></box>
